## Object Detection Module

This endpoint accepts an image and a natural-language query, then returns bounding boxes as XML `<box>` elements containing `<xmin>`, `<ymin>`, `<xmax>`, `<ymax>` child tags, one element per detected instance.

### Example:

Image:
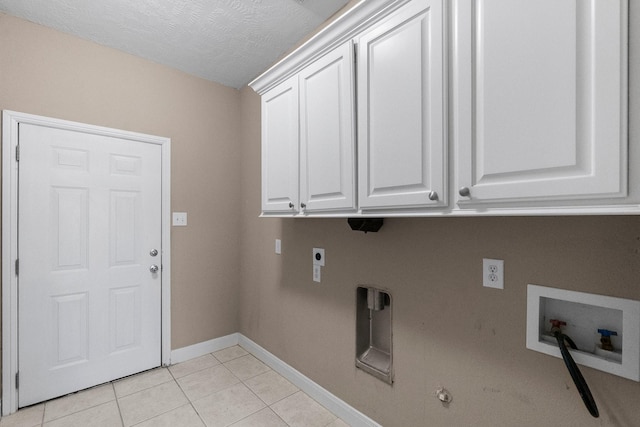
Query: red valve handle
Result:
<box><xmin>550</xmin><ymin>319</ymin><xmax>567</xmax><ymax>328</ymax></box>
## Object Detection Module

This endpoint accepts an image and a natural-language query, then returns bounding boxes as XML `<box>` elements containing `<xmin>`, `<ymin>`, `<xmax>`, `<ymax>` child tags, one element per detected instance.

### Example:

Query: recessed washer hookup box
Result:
<box><xmin>526</xmin><ymin>284</ymin><xmax>640</xmax><ymax>381</ymax></box>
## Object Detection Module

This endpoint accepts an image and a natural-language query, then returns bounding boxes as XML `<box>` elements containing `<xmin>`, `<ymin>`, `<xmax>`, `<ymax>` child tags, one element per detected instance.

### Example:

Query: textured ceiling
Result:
<box><xmin>0</xmin><ymin>0</ymin><xmax>350</xmax><ymax>88</ymax></box>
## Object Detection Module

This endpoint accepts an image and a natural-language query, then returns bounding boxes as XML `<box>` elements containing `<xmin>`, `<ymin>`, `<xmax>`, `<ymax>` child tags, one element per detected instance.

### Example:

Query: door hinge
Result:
<box><xmin>15</xmin><ymin>259</ymin><xmax>19</xmax><ymax>277</ymax></box>
<box><xmin>15</xmin><ymin>371</ymin><xmax>19</xmax><ymax>389</ymax></box>
<box><xmin>15</xmin><ymin>144</ymin><xmax>20</xmax><ymax>162</ymax></box>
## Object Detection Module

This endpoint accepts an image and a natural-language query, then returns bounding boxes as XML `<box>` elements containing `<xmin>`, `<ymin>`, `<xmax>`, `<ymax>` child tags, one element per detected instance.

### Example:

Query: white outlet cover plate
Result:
<box><xmin>172</xmin><ymin>212</ymin><xmax>187</xmax><ymax>226</ymax></box>
<box><xmin>483</xmin><ymin>258</ymin><xmax>504</xmax><ymax>289</ymax></box>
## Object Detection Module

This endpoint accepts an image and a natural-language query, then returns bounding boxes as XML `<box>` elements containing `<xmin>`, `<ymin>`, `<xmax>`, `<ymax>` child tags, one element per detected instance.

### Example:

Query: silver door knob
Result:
<box><xmin>149</xmin><ymin>264</ymin><xmax>159</xmax><ymax>273</ymax></box>
<box><xmin>459</xmin><ymin>187</ymin><xmax>471</xmax><ymax>197</ymax></box>
<box><xmin>150</xmin><ymin>249</ymin><xmax>158</xmax><ymax>257</ymax></box>
<box><xmin>428</xmin><ymin>191</ymin><xmax>438</xmax><ymax>201</ymax></box>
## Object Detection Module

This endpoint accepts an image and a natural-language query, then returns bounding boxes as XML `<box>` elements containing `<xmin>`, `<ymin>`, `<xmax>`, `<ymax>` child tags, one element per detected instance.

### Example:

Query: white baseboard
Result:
<box><xmin>170</xmin><ymin>333</ymin><xmax>239</xmax><ymax>364</ymax></box>
<box><xmin>170</xmin><ymin>333</ymin><xmax>381</xmax><ymax>426</ymax></box>
<box><xmin>237</xmin><ymin>335</ymin><xmax>382</xmax><ymax>427</ymax></box>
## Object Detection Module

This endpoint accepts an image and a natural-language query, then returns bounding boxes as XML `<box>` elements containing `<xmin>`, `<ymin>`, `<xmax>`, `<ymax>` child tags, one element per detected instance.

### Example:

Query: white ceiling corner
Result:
<box><xmin>0</xmin><ymin>0</ymin><xmax>350</xmax><ymax>88</ymax></box>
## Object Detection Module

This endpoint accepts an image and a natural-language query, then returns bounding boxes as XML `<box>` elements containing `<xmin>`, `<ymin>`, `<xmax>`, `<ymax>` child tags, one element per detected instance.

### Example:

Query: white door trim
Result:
<box><xmin>2</xmin><ymin>110</ymin><xmax>172</xmax><ymax>415</ymax></box>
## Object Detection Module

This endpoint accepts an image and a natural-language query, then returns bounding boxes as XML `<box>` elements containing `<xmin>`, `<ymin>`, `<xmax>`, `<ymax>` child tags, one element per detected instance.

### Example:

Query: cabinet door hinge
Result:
<box><xmin>15</xmin><ymin>259</ymin><xmax>19</xmax><ymax>277</ymax></box>
<box><xmin>15</xmin><ymin>144</ymin><xmax>20</xmax><ymax>162</ymax></box>
<box><xmin>15</xmin><ymin>371</ymin><xmax>19</xmax><ymax>389</ymax></box>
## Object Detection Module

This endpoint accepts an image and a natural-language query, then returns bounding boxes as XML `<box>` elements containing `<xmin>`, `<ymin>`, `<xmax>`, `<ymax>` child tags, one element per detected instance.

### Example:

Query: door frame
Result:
<box><xmin>2</xmin><ymin>110</ymin><xmax>172</xmax><ymax>415</ymax></box>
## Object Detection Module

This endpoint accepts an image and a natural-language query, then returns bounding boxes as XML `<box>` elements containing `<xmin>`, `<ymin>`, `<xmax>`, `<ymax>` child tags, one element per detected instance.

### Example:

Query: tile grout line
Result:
<box><xmin>111</xmin><ymin>382</ymin><xmax>125</xmax><ymax>427</ymax></box>
<box><xmin>223</xmin><ymin>347</ymin><xmax>340</xmax><ymax>427</ymax></box>
<box><xmin>185</xmin><ymin>348</ymin><xmax>289</xmax><ymax>427</ymax></box>
<box><xmin>209</xmin><ymin>351</ymin><xmax>272</xmax><ymax>426</ymax></box>
<box><xmin>169</xmin><ymin>349</ymin><xmax>269</xmax><ymax>426</ymax></box>
<box><xmin>38</xmin><ymin>383</ymin><xmax>117</xmax><ymax>425</ymax></box>
<box><xmin>5</xmin><ymin>346</ymin><xmax>346</xmax><ymax>427</ymax></box>
<box><xmin>113</xmin><ymin>367</ymin><xmax>174</xmax><ymax>399</ymax></box>
<box><xmin>228</xmin><ymin>364</ymin><xmax>275</xmax><ymax>427</ymax></box>
<box><xmin>167</xmin><ymin>354</ymin><xmax>221</xmax><ymax>380</ymax></box>
<box><xmin>228</xmin><ymin>350</ymin><xmax>335</xmax><ymax>427</ymax></box>
<box><xmin>129</xmin><ymin>370</ymin><xmax>191</xmax><ymax>426</ymax></box>
<box><xmin>167</xmin><ymin>358</ymin><xmax>209</xmax><ymax>427</ymax></box>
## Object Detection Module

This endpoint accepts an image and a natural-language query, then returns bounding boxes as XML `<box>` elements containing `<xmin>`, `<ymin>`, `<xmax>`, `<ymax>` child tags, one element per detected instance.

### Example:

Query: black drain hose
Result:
<box><xmin>554</xmin><ymin>331</ymin><xmax>599</xmax><ymax>418</ymax></box>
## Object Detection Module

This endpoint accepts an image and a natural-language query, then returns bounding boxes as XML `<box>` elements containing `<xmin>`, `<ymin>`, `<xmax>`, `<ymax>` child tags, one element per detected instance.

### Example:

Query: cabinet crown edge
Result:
<box><xmin>248</xmin><ymin>0</ymin><xmax>411</xmax><ymax>95</ymax></box>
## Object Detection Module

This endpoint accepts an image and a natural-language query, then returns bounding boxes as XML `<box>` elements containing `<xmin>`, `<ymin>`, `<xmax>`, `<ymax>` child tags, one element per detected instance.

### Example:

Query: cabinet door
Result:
<box><xmin>357</xmin><ymin>0</ymin><xmax>446</xmax><ymax>209</ymax></box>
<box><xmin>454</xmin><ymin>0</ymin><xmax>627</xmax><ymax>205</ymax></box>
<box><xmin>299</xmin><ymin>42</ymin><xmax>356</xmax><ymax>212</ymax></box>
<box><xmin>261</xmin><ymin>76</ymin><xmax>299</xmax><ymax>213</ymax></box>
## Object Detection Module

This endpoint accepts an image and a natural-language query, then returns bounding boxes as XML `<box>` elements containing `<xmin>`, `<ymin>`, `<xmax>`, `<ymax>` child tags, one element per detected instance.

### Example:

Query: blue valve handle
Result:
<box><xmin>597</xmin><ymin>329</ymin><xmax>618</xmax><ymax>337</ymax></box>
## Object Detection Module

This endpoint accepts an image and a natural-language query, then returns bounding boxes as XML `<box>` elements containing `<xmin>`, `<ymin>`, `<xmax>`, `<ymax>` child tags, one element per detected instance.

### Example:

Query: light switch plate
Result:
<box><xmin>172</xmin><ymin>212</ymin><xmax>187</xmax><ymax>226</ymax></box>
<box><xmin>275</xmin><ymin>239</ymin><xmax>281</xmax><ymax>254</ymax></box>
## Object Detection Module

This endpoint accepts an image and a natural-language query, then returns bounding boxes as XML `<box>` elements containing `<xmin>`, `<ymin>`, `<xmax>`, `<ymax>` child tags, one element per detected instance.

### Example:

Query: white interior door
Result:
<box><xmin>18</xmin><ymin>123</ymin><xmax>162</xmax><ymax>407</ymax></box>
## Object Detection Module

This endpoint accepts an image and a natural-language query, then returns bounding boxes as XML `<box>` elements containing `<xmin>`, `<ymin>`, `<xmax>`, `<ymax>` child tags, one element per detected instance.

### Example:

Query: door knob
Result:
<box><xmin>149</xmin><ymin>264</ymin><xmax>159</xmax><ymax>273</ymax></box>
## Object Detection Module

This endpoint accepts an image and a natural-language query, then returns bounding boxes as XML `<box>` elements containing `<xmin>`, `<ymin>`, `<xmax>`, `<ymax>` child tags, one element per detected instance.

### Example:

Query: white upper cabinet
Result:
<box><xmin>357</xmin><ymin>0</ymin><xmax>446</xmax><ymax>209</ymax></box>
<box><xmin>261</xmin><ymin>76</ymin><xmax>299</xmax><ymax>213</ymax></box>
<box><xmin>299</xmin><ymin>42</ymin><xmax>356</xmax><ymax>212</ymax></box>
<box><xmin>261</xmin><ymin>42</ymin><xmax>355</xmax><ymax>215</ymax></box>
<box><xmin>252</xmin><ymin>0</ymin><xmax>631</xmax><ymax>217</ymax></box>
<box><xmin>452</xmin><ymin>0</ymin><xmax>628</xmax><ymax>207</ymax></box>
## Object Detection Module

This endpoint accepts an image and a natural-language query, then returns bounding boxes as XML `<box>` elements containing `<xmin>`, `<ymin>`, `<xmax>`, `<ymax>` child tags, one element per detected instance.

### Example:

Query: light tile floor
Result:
<box><xmin>0</xmin><ymin>346</ymin><xmax>350</xmax><ymax>427</ymax></box>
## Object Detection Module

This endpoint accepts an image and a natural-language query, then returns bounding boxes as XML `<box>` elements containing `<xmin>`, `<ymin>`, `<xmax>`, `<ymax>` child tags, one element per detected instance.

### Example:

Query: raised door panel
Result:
<box><xmin>261</xmin><ymin>76</ymin><xmax>299</xmax><ymax>213</ymax></box>
<box><xmin>454</xmin><ymin>0</ymin><xmax>627</xmax><ymax>205</ymax></box>
<box><xmin>18</xmin><ymin>124</ymin><xmax>162</xmax><ymax>406</ymax></box>
<box><xmin>299</xmin><ymin>41</ymin><xmax>355</xmax><ymax>212</ymax></box>
<box><xmin>357</xmin><ymin>0</ymin><xmax>446</xmax><ymax>209</ymax></box>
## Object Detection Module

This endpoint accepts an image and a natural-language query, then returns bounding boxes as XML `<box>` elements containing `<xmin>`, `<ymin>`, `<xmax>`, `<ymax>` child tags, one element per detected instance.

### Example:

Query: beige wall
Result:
<box><xmin>0</xmin><ymin>12</ymin><xmax>241</xmax><ymax>348</ymax></box>
<box><xmin>2</xmin><ymin>3</ymin><xmax>640</xmax><ymax>426</ymax></box>
<box><xmin>237</xmin><ymin>3</ymin><xmax>640</xmax><ymax>427</ymax></box>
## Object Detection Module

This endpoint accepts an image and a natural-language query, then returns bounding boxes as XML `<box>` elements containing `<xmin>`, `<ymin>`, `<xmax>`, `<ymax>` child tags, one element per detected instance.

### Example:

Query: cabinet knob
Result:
<box><xmin>301</xmin><ymin>203</ymin><xmax>306</xmax><ymax>209</ymax></box>
<box><xmin>289</xmin><ymin>202</ymin><xmax>294</xmax><ymax>209</ymax></box>
<box><xmin>459</xmin><ymin>187</ymin><xmax>471</xmax><ymax>197</ymax></box>
<box><xmin>428</xmin><ymin>191</ymin><xmax>438</xmax><ymax>201</ymax></box>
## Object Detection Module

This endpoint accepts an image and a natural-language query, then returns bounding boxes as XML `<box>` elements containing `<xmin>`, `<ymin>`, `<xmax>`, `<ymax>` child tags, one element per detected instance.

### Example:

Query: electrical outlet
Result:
<box><xmin>483</xmin><ymin>258</ymin><xmax>504</xmax><ymax>289</ymax></box>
